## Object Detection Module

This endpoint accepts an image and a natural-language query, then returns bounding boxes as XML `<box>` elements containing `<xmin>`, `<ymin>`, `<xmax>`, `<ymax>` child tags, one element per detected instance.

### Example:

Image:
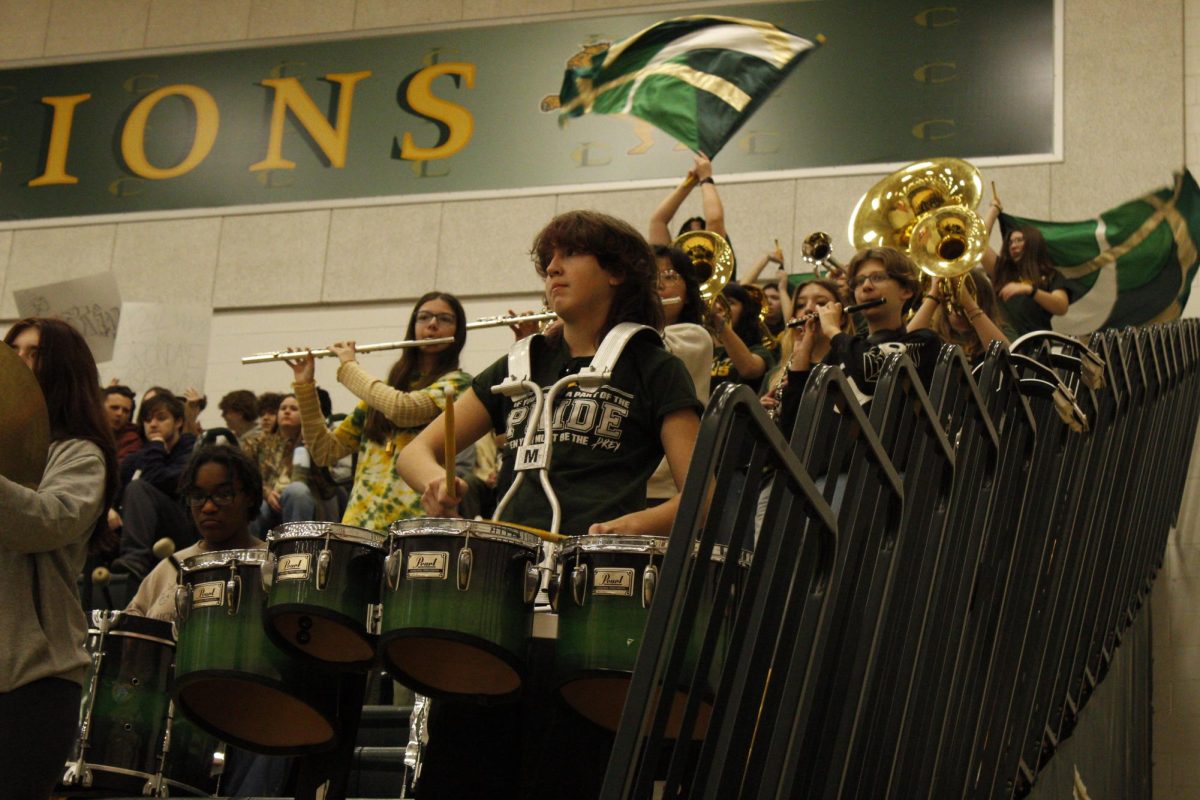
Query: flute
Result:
<box><xmin>785</xmin><ymin>297</ymin><xmax>886</xmax><ymax>329</ymax></box>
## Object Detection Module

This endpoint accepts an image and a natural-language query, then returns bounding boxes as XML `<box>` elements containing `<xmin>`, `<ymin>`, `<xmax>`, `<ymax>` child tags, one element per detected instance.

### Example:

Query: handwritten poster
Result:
<box><xmin>104</xmin><ymin>302</ymin><xmax>211</xmax><ymax>392</ymax></box>
<box><xmin>13</xmin><ymin>273</ymin><xmax>122</xmax><ymax>362</ymax></box>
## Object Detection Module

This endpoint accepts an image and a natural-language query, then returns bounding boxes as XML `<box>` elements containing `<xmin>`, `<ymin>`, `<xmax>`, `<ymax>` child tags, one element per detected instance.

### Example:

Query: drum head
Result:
<box><xmin>268</xmin><ymin>607</ymin><xmax>376</xmax><ymax>665</ymax></box>
<box><xmin>175</xmin><ymin>674</ymin><xmax>336</xmax><ymax>754</ymax></box>
<box><xmin>381</xmin><ymin>635</ymin><xmax>522</xmax><ymax>701</ymax></box>
<box><xmin>558</xmin><ymin>675</ymin><xmax>712</xmax><ymax>740</ymax></box>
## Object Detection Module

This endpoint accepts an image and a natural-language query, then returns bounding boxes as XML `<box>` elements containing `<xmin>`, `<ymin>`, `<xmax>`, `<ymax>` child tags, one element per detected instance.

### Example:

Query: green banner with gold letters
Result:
<box><xmin>0</xmin><ymin>0</ymin><xmax>1055</xmax><ymax>223</ymax></box>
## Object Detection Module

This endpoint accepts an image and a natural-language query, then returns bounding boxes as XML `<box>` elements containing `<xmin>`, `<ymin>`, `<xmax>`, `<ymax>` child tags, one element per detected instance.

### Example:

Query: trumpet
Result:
<box><xmin>784</xmin><ymin>298</ymin><xmax>886</xmax><ymax>329</ymax></box>
<box><xmin>241</xmin><ymin>299</ymin><xmax>681</xmax><ymax>365</ymax></box>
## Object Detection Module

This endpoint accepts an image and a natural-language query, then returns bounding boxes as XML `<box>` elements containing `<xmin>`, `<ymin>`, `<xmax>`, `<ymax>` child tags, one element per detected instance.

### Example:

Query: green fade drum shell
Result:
<box><xmin>159</xmin><ymin>703</ymin><xmax>226</xmax><ymax>797</ymax></box>
<box><xmin>264</xmin><ymin>522</ymin><xmax>387</xmax><ymax>668</ymax></box>
<box><xmin>552</xmin><ymin>536</ymin><xmax>749</xmax><ymax>739</ymax></box>
<box><xmin>379</xmin><ymin>518</ymin><xmax>542</xmax><ymax>703</ymax></box>
<box><xmin>173</xmin><ymin>548</ymin><xmax>340</xmax><ymax>755</ymax></box>
<box><xmin>62</xmin><ymin>611</ymin><xmax>175</xmax><ymax>795</ymax></box>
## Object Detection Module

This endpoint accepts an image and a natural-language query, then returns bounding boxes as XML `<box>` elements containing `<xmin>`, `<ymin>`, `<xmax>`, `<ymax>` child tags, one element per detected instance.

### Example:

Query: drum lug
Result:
<box><xmin>457</xmin><ymin>546</ymin><xmax>473</xmax><ymax>592</ymax></box>
<box><xmin>571</xmin><ymin>562</ymin><xmax>588</xmax><ymax>607</ymax></box>
<box><xmin>262</xmin><ymin>551</ymin><xmax>276</xmax><ymax>593</ymax></box>
<box><xmin>174</xmin><ymin>585</ymin><xmax>191</xmax><ymax>623</ymax></box>
<box><xmin>385</xmin><ymin>550</ymin><xmax>403</xmax><ymax>591</ymax></box>
<box><xmin>226</xmin><ymin>572</ymin><xmax>242</xmax><ymax>616</ymax></box>
<box><xmin>523</xmin><ymin>564</ymin><xmax>541</xmax><ymax>605</ymax></box>
<box><xmin>642</xmin><ymin>564</ymin><xmax>659</xmax><ymax>609</ymax></box>
<box><xmin>317</xmin><ymin>548</ymin><xmax>332</xmax><ymax>591</ymax></box>
<box><xmin>548</xmin><ymin>572</ymin><xmax>560</xmax><ymax>612</ymax></box>
<box><xmin>366</xmin><ymin>603</ymin><xmax>383</xmax><ymax>636</ymax></box>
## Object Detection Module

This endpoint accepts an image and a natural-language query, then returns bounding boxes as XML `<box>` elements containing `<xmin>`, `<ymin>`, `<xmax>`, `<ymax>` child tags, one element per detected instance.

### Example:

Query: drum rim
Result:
<box><xmin>558</xmin><ymin>534</ymin><xmax>668</xmax><ymax>557</ymax></box>
<box><xmin>181</xmin><ymin>548</ymin><xmax>268</xmax><ymax>573</ymax></box>
<box><xmin>388</xmin><ymin>517</ymin><xmax>541</xmax><ymax>550</ymax></box>
<box><xmin>89</xmin><ymin>609</ymin><xmax>176</xmax><ymax>643</ymax></box>
<box><xmin>267</xmin><ymin>522</ymin><xmax>387</xmax><ymax>549</ymax></box>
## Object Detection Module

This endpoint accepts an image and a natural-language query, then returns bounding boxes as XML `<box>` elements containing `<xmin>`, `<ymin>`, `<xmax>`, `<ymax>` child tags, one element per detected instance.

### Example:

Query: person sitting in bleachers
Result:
<box><xmin>242</xmin><ymin>394</ymin><xmax>338</xmax><ymax>531</ymax></box>
<box><xmin>102</xmin><ymin>385</ymin><xmax>141</xmax><ymax>464</ymax></box>
<box><xmin>218</xmin><ymin>389</ymin><xmax>261</xmax><ymax>446</ymax></box>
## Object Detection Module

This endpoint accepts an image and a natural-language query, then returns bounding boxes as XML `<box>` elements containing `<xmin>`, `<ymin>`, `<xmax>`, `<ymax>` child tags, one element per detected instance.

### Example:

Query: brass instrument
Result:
<box><xmin>801</xmin><ymin>231</ymin><xmax>844</xmax><ymax>280</ymax></box>
<box><xmin>241</xmin><ymin>301</ymin><xmax>681</xmax><ymax>365</ymax></box>
<box><xmin>672</xmin><ymin>229</ymin><xmax>735</xmax><ymax>334</ymax></box>
<box><xmin>848</xmin><ymin>157</ymin><xmax>986</xmax><ymax>316</ymax></box>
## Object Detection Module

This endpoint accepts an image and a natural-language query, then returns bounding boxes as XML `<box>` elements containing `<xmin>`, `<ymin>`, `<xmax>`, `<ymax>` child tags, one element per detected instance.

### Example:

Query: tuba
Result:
<box><xmin>848</xmin><ymin>157</ymin><xmax>986</xmax><ymax>314</ymax></box>
<box><xmin>672</xmin><ymin>229</ymin><xmax>735</xmax><ymax>333</ymax></box>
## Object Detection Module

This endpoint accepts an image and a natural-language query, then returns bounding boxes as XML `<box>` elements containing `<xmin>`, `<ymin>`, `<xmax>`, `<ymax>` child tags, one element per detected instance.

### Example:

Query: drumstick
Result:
<box><xmin>493</xmin><ymin>520</ymin><xmax>569</xmax><ymax>543</ymax></box>
<box><xmin>443</xmin><ymin>385</ymin><xmax>457</xmax><ymax>502</ymax></box>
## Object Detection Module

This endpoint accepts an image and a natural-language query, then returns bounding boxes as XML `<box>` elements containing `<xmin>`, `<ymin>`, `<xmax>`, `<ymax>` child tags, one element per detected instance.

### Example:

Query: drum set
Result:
<box><xmin>59</xmin><ymin>518</ymin><xmax>749</xmax><ymax>796</ymax></box>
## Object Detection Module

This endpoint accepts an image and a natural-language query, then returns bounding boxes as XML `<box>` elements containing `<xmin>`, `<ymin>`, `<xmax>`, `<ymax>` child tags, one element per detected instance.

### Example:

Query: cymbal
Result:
<box><xmin>0</xmin><ymin>345</ymin><xmax>49</xmax><ymax>488</ymax></box>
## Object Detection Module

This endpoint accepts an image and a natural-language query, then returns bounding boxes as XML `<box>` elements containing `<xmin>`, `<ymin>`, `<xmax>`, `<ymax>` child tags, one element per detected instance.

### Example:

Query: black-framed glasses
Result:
<box><xmin>185</xmin><ymin>488</ymin><xmax>239</xmax><ymax>509</ymax></box>
<box><xmin>848</xmin><ymin>272</ymin><xmax>894</xmax><ymax>290</ymax></box>
<box><xmin>415</xmin><ymin>312</ymin><xmax>457</xmax><ymax>326</ymax></box>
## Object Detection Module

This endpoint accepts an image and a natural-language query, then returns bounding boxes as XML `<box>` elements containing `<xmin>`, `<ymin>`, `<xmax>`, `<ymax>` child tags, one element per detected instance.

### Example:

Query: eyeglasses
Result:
<box><xmin>657</xmin><ymin>269</ymin><xmax>681</xmax><ymax>284</ymax></box>
<box><xmin>848</xmin><ymin>272</ymin><xmax>894</xmax><ymax>290</ymax></box>
<box><xmin>415</xmin><ymin>312</ymin><xmax>457</xmax><ymax>326</ymax></box>
<box><xmin>185</xmin><ymin>488</ymin><xmax>239</xmax><ymax>509</ymax></box>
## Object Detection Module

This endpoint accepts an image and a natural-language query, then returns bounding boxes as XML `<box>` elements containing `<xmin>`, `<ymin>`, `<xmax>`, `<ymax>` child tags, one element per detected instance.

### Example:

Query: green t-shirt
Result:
<box><xmin>998</xmin><ymin>269</ymin><xmax>1073</xmax><ymax>338</ymax></box>
<box><xmin>472</xmin><ymin>332</ymin><xmax>702</xmax><ymax>535</ymax></box>
<box><xmin>711</xmin><ymin>341</ymin><xmax>776</xmax><ymax>395</ymax></box>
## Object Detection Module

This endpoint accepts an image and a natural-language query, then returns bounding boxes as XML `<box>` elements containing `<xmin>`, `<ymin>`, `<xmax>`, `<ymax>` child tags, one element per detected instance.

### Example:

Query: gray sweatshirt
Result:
<box><xmin>0</xmin><ymin>439</ymin><xmax>106</xmax><ymax>691</ymax></box>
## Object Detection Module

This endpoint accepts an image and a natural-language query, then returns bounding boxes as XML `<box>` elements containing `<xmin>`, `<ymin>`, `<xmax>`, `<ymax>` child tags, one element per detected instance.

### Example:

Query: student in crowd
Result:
<box><xmin>284</xmin><ymin>291</ymin><xmax>472</xmax><ymax>532</ymax></box>
<box><xmin>907</xmin><ymin>268</ymin><xmax>1009</xmax><ymax>365</ymax></box>
<box><xmin>779</xmin><ymin>247</ymin><xmax>943</xmax><ymax>432</ymax></box>
<box><xmin>242</xmin><ymin>394</ymin><xmax>338</xmax><ymax>530</ymax></box>
<box><xmin>710</xmin><ymin>281</ymin><xmax>776</xmax><ymax>395</ymax></box>
<box><xmin>761</xmin><ymin>277</ymin><xmax>851</xmax><ymax>418</ymax></box>
<box><xmin>649</xmin><ymin>153</ymin><xmax>733</xmax><ymax>267</ymax></box>
<box><xmin>110</xmin><ymin>393</ymin><xmax>197</xmax><ymax>583</ymax></box>
<box><xmin>397</xmin><ymin>210</ymin><xmax>701</xmax><ymax>799</ymax></box>
<box><xmin>102</xmin><ymin>385</ymin><xmax>141</xmax><ymax>463</ymax></box>
<box><xmin>219</xmin><ymin>389</ymin><xmax>261</xmax><ymax>445</ymax></box>
<box><xmin>1</xmin><ymin>318</ymin><xmax>119</xmax><ymax>800</ymax></box>
<box><xmin>982</xmin><ymin>192</ymin><xmax>1071</xmax><ymax>336</ymax></box>
<box><xmin>257</xmin><ymin>391</ymin><xmax>284</xmax><ymax>435</ymax></box>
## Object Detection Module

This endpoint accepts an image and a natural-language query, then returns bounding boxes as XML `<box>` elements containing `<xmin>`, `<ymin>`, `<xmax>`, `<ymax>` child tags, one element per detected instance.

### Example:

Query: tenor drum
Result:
<box><xmin>552</xmin><ymin>536</ymin><xmax>748</xmax><ymax>738</ymax></box>
<box><xmin>159</xmin><ymin>702</ymin><xmax>226</xmax><ymax>797</ymax></box>
<box><xmin>379</xmin><ymin>518</ymin><xmax>542</xmax><ymax>702</ymax></box>
<box><xmin>264</xmin><ymin>522</ymin><xmax>387</xmax><ymax>668</ymax></box>
<box><xmin>61</xmin><ymin>611</ymin><xmax>174</xmax><ymax>795</ymax></box>
<box><xmin>173</xmin><ymin>548</ymin><xmax>340</xmax><ymax>754</ymax></box>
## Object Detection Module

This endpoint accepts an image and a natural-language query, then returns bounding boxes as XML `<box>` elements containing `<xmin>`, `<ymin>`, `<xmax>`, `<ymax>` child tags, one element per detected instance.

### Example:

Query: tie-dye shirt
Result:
<box><xmin>294</xmin><ymin>370</ymin><xmax>471</xmax><ymax>532</ymax></box>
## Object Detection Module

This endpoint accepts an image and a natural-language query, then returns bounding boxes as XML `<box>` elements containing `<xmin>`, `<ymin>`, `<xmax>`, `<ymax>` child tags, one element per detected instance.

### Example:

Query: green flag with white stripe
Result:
<box><xmin>554</xmin><ymin>15</ymin><xmax>819</xmax><ymax>158</ymax></box>
<box><xmin>1001</xmin><ymin>170</ymin><xmax>1200</xmax><ymax>332</ymax></box>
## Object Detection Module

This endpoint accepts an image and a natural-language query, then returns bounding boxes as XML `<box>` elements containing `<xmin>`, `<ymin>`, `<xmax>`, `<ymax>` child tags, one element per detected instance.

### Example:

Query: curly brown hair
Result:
<box><xmin>845</xmin><ymin>247</ymin><xmax>921</xmax><ymax>313</ymax></box>
<box><xmin>531</xmin><ymin>210</ymin><xmax>663</xmax><ymax>341</ymax></box>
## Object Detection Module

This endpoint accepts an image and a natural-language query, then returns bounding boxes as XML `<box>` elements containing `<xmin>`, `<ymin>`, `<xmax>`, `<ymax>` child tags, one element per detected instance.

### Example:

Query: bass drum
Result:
<box><xmin>379</xmin><ymin>518</ymin><xmax>541</xmax><ymax>703</ymax></box>
<box><xmin>552</xmin><ymin>536</ymin><xmax>749</xmax><ymax>739</ymax></box>
<box><xmin>61</xmin><ymin>610</ymin><xmax>174</xmax><ymax>796</ymax></box>
<box><xmin>173</xmin><ymin>548</ymin><xmax>340</xmax><ymax>754</ymax></box>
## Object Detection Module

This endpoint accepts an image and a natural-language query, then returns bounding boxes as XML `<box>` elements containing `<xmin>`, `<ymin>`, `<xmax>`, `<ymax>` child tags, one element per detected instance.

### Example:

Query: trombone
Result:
<box><xmin>241</xmin><ymin>301</ymin><xmax>680</xmax><ymax>365</ymax></box>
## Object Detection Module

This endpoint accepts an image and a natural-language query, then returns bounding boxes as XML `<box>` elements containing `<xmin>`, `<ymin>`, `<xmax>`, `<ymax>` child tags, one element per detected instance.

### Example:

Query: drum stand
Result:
<box><xmin>61</xmin><ymin>610</ymin><xmax>114</xmax><ymax>792</ymax></box>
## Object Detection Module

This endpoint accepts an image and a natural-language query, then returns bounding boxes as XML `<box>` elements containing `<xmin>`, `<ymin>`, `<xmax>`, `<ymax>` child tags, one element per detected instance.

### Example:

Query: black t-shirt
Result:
<box><xmin>472</xmin><ymin>332</ymin><xmax>702</xmax><ymax>534</ymax></box>
<box><xmin>999</xmin><ymin>269</ymin><xmax>1072</xmax><ymax>337</ymax></box>
<box><xmin>711</xmin><ymin>341</ymin><xmax>776</xmax><ymax>395</ymax></box>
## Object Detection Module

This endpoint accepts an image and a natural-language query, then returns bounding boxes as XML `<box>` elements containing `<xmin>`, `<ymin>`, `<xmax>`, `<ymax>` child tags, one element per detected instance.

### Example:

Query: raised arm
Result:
<box><xmin>981</xmin><ymin>187</ymin><xmax>1003</xmax><ymax>277</ymax></box>
<box><xmin>284</xmin><ymin>352</ymin><xmax>356</xmax><ymax>466</ymax></box>
<box><xmin>906</xmin><ymin>279</ymin><xmax>944</xmax><ymax>331</ymax></box>
<box><xmin>329</xmin><ymin>342</ymin><xmax>442</xmax><ymax>427</ymax></box>
<box><xmin>649</xmin><ymin>170</ymin><xmax>698</xmax><ymax>245</ymax></box>
<box><xmin>693</xmin><ymin>155</ymin><xmax>728</xmax><ymax>240</ymax></box>
<box><xmin>396</xmin><ymin>388</ymin><xmax>494</xmax><ymax>517</ymax></box>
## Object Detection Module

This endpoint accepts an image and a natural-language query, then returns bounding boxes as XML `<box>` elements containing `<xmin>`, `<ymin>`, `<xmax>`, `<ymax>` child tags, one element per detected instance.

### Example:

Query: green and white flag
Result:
<box><xmin>1001</xmin><ymin>170</ymin><xmax>1200</xmax><ymax>333</ymax></box>
<box><xmin>553</xmin><ymin>15</ymin><xmax>819</xmax><ymax>158</ymax></box>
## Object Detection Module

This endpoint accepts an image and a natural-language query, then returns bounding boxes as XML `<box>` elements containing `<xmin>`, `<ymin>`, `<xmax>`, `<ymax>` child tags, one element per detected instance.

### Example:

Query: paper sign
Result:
<box><xmin>13</xmin><ymin>273</ymin><xmax>122</xmax><ymax>362</ymax></box>
<box><xmin>104</xmin><ymin>302</ymin><xmax>211</xmax><ymax>393</ymax></box>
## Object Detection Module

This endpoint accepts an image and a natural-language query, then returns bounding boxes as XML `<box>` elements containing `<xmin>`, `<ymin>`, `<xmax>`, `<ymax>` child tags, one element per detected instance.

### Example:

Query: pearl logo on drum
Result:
<box><xmin>191</xmin><ymin>581</ymin><xmax>225</xmax><ymax>609</ymax></box>
<box><xmin>594</xmin><ymin>568</ymin><xmax>635</xmax><ymax>597</ymax></box>
<box><xmin>407</xmin><ymin>552</ymin><xmax>449</xmax><ymax>580</ymax></box>
<box><xmin>275</xmin><ymin>553</ymin><xmax>312</xmax><ymax>582</ymax></box>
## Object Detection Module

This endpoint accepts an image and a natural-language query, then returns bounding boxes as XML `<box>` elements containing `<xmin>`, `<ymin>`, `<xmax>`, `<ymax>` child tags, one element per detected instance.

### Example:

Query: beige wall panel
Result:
<box><xmin>1051</xmin><ymin>0</ymin><xmax>1183</xmax><ymax>219</ymax></box>
<box><xmin>720</xmin><ymin>178</ymin><xmax>796</xmax><ymax>271</ymax></box>
<box><xmin>553</xmin><ymin>187</ymin><xmax>663</xmax><ymax>235</ymax></box>
<box><xmin>213</xmin><ymin>210</ymin><xmax>330</xmax><ymax>307</ymax></box>
<box><xmin>322</xmin><ymin>203</ymin><xmax>444</xmax><ymax>302</ymax></box>
<box><xmin>145</xmin><ymin>0</ymin><xmax>251</xmax><ymax>48</ymax></box>
<box><xmin>0</xmin><ymin>0</ymin><xmax>51</xmax><ymax>60</ymax></box>
<box><xmin>791</xmin><ymin>175</ymin><xmax>875</xmax><ymax>267</ymax></box>
<box><xmin>1</xmin><ymin>224</ymin><xmax>115</xmax><ymax>318</ymax></box>
<box><xmin>434</xmin><ymin>195</ymin><xmax>556</xmax><ymax>297</ymax></box>
<box><xmin>0</xmin><ymin>232</ymin><xmax>11</xmax><ymax>308</ymax></box>
<box><xmin>112</xmin><ymin>217</ymin><xmax>221</xmax><ymax>305</ymax></box>
<box><xmin>572</xmin><ymin>0</ymin><xmax>679</xmax><ymax>9</ymax></box>
<box><xmin>44</xmin><ymin>0</ymin><xmax>150</xmax><ymax>57</ymax></box>
<box><xmin>247</xmin><ymin>0</ymin><xmax>356</xmax><ymax>39</ymax></box>
<box><xmin>353</xmin><ymin>0</ymin><xmax>465</xmax><ymax>29</ymax></box>
<box><xmin>462</xmin><ymin>0</ymin><xmax>572</xmax><ymax>21</ymax></box>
